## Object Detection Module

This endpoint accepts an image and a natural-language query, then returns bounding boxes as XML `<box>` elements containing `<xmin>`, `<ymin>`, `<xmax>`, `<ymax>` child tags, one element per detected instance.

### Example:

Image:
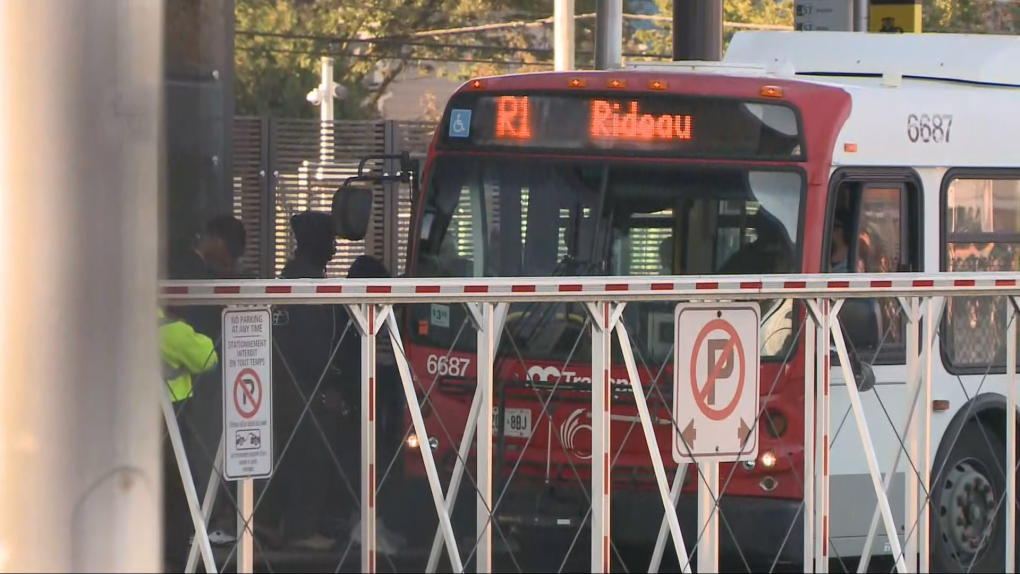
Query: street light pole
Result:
<box><xmin>307</xmin><ymin>56</ymin><xmax>348</xmax><ymax>181</ymax></box>
<box><xmin>317</xmin><ymin>56</ymin><xmax>335</xmax><ymax>179</ymax></box>
<box><xmin>554</xmin><ymin>0</ymin><xmax>575</xmax><ymax>71</ymax></box>
<box><xmin>319</xmin><ymin>56</ymin><xmax>335</xmax><ymax>125</ymax></box>
<box><xmin>594</xmin><ymin>0</ymin><xmax>623</xmax><ymax>70</ymax></box>
<box><xmin>855</xmin><ymin>0</ymin><xmax>869</xmax><ymax>32</ymax></box>
<box><xmin>673</xmin><ymin>0</ymin><xmax>724</xmax><ymax>61</ymax></box>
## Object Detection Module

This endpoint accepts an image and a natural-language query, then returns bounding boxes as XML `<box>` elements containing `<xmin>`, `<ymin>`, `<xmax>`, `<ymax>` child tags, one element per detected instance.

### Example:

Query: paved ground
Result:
<box><xmin>187</xmin><ymin>534</ymin><xmax>898</xmax><ymax>573</ymax></box>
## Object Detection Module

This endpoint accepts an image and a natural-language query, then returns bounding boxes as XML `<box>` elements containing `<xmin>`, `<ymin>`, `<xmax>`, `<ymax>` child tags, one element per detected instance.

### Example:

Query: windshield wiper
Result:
<box><xmin>494</xmin><ymin>164</ymin><xmax>614</xmax><ymax>369</ymax></box>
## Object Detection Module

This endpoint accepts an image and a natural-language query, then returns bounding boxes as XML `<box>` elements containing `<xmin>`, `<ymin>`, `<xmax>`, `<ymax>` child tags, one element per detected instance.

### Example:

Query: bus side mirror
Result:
<box><xmin>838</xmin><ymin>299</ymin><xmax>880</xmax><ymax>393</ymax></box>
<box><xmin>856</xmin><ymin>361</ymin><xmax>876</xmax><ymax>393</ymax></box>
<box><xmin>332</xmin><ymin>184</ymin><xmax>374</xmax><ymax>241</ymax></box>
<box><xmin>829</xmin><ymin>345</ymin><xmax>876</xmax><ymax>393</ymax></box>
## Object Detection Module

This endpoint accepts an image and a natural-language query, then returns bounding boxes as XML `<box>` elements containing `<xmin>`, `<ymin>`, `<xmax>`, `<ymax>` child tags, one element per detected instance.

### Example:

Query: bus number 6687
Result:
<box><xmin>907</xmin><ymin>113</ymin><xmax>953</xmax><ymax>144</ymax></box>
<box><xmin>426</xmin><ymin>354</ymin><xmax>472</xmax><ymax>377</ymax></box>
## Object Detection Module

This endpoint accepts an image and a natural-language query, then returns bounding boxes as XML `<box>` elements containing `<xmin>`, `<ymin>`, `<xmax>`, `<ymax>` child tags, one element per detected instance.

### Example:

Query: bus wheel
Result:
<box><xmin>931</xmin><ymin>421</ymin><xmax>1006</xmax><ymax>573</ymax></box>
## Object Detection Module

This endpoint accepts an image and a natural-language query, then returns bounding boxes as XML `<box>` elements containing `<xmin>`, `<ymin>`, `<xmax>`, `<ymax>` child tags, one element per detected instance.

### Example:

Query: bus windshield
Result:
<box><xmin>411</xmin><ymin>155</ymin><xmax>803</xmax><ymax>364</ymax></box>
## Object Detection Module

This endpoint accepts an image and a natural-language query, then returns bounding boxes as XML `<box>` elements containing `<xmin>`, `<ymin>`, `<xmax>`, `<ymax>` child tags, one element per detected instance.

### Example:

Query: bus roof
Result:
<box><xmin>724</xmin><ymin>30</ymin><xmax>1020</xmax><ymax>87</ymax></box>
<box><xmin>450</xmin><ymin>31</ymin><xmax>1020</xmax><ymax>169</ymax></box>
<box><xmin>823</xmin><ymin>79</ymin><xmax>1019</xmax><ymax>168</ymax></box>
<box><xmin>718</xmin><ymin>32</ymin><xmax>1020</xmax><ymax>168</ymax></box>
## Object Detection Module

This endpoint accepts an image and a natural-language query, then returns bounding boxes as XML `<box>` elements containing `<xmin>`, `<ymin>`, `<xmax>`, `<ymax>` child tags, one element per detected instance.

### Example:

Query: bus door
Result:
<box><xmin>824</xmin><ymin>169</ymin><xmax>924</xmax><ymax>368</ymax></box>
<box><xmin>822</xmin><ymin>168</ymin><xmax>924</xmax><ymax>540</ymax></box>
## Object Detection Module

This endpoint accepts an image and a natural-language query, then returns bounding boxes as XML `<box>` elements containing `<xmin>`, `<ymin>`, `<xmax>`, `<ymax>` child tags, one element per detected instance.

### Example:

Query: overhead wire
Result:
<box><xmin>235</xmin><ymin>13</ymin><xmax>792</xmax><ymax>44</ymax></box>
<box><xmin>235</xmin><ymin>44</ymin><xmax>559</xmax><ymax>68</ymax></box>
<box><xmin>237</xmin><ymin>33</ymin><xmax>674</xmax><ymax>61</ymax></box>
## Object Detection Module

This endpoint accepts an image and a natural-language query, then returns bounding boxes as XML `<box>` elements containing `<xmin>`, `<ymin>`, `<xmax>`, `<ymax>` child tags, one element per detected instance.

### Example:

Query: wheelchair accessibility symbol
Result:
<box><xmin>449</xmin><ymin>109</ymin><xmax>472</xmax><ymax>139</ymax></box>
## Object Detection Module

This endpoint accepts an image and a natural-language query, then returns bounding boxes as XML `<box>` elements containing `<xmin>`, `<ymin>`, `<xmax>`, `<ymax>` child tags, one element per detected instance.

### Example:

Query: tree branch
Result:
<box><xmin>363</xmin><ymin>0</ymin><xmax>446</xmax><ymax>109</ymax></box>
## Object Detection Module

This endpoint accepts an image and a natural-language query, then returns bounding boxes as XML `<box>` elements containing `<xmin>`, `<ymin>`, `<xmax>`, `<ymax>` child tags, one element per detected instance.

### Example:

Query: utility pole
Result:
<box><xmin>855</xmin><ymin>0</ymin><xmax>869</xmax><ymax>31</ymax></box>
<box><xmin>318</xmin><ymin>56</ymin><xmax>335</xmax><ymax>125</ymax></box>
<box><xmin>0</xmin><ymin>0</ymin><xmax>163</xmax><ymax>572</ymax></box>
<box><xmin>672</xmin><ymin>0</ymin><xmax>724</xmax><ymax>61</ymax></box>
<box><xmin>306</xmin><ymin>56</ymin><xmax>347</xmax><ymax>180</ymax></box>
<box><xmin>554</xmin><ymin>0</ymin><xmax>575</xmax><ymax>71</ymax></box>
<box><xmin>594</xmin><ymin>0</ymin><xmax>623</xmax><ymax>70</ymax></box>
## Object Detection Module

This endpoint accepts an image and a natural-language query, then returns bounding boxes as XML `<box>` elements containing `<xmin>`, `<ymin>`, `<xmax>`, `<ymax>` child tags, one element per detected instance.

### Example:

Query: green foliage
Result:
<box><xmin>236</xmin><ymin>0</ymin><xmax>1019</xmax><ymax>119</ymax></box>
<box><xmin>235</xmin><ymin>0</ymin><xmax>336</xmax><ymax>118</ymax></box>
<box><xmin>629</xmin><ymin>0</ymin><xmax>793</xmax><ymax>59</ymax></box>
<box><xmin>923</xmin><ymin>0</ymin><xmax>1019</xmax><ymax>34</ymax></box>
<box><xmin>235</xmin><ymin>0</ymin><xmax>550</xmax><ymax>119</ymax></box>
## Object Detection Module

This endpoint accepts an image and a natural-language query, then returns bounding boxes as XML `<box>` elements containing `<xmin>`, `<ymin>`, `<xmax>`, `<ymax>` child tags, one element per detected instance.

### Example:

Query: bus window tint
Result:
<box><xmin>412</xmin><ymin>156</ymin><xmax>803</xmax><ymax>363</ymax></box>
<box><xmin>943</xmin><ymin>176</ymin><xmax>1020</xmax><ymax>370</ymax></box>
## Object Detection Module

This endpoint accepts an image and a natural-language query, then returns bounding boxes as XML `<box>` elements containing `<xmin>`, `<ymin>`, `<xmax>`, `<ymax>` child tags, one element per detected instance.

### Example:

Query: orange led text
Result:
<box><xmin>495</xmin><ymin>96</ymin><xmax>532</xmax><ymax>139</ymax></box>
<box><xmin>590</xmin><ymin>100</ymin><xmax>692</xmax><ymax>141</ymax></box>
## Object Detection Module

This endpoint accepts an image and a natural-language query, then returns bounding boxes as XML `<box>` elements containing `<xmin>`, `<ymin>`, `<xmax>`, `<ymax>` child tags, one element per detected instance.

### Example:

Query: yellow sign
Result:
<box><xmin>869</xmin><ymin>0</ymin><xmax>921</xmax><ymax>33</ymax></box>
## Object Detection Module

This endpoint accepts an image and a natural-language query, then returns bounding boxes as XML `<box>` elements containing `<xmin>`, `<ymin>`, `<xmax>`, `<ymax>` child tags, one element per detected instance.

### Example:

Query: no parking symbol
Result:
<box><xmin>673</xmin><ymin>303</ymin><xmax>760</xmax><ymax>463</ymax></box>
<box><xmin>222</xmin><ymin>307</ymin><xmax>274</xmax><ymax>481</ymax></box>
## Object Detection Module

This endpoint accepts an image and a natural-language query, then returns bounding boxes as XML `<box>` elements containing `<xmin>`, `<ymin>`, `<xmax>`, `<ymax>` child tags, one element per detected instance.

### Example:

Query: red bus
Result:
<box><xmin>313</xmin><ymin>53</ymin><xmax>933</xmax><ymax>566</ymax></box>
<box><xmin>369</xmin><ymin>65</ymin><xmax>854</xmax><ymax>567</ymax></box>
<box><xmin>328</xmin><ymin>30</ymin><xmax>1020</xmax><ymax>572</ymax></box>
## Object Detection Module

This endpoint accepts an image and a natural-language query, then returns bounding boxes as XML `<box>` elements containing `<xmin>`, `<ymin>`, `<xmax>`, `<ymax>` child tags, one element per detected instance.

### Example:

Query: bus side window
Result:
<box><xmin>828</xmin><ymin>177</ymin><xmax>923</xmax><ymax>365</ymax></box>
<box><xmin>942</xmin><ymin>173</ymin><xmax>1020</xmax><ymax>372</ymax></box>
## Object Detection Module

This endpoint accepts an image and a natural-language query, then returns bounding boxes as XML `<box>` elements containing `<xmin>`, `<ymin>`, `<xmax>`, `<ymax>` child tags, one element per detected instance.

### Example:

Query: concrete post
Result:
<box><xmin>0</xmin><ymin>0</ymin><xmax>164</xmax><ymax>571</ymax></box>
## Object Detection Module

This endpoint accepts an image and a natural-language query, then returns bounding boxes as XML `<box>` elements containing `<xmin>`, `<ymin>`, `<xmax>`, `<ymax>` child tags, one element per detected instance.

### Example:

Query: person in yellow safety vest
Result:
<box><xmin>159</xmin><ymin>307</ymin><xmax>219</xmax><ymax>402</ymax></box>
<box><xmin>160</xmin><ymin>306</ymin><xmax>220</xmax><ymax>563</ymax></box>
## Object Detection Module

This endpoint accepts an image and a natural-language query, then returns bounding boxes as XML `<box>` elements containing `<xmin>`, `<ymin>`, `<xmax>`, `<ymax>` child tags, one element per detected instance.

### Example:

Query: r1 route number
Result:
<box><xmin>907</xmin><ymin>114</ymin><xmax>953</xmax><ymax>144</ymax></box>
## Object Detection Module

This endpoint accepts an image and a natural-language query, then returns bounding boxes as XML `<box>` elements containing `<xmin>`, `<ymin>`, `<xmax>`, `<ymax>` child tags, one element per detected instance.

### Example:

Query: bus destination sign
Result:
<box><xmin>441</xmin><ymin>93</ymin><xmax>804</xmax><ymax>160</ymax></box>
<box><xmin>497</xmin><ymin>96</ymin><xmax>693</xmax><ymax>143</ymax></box>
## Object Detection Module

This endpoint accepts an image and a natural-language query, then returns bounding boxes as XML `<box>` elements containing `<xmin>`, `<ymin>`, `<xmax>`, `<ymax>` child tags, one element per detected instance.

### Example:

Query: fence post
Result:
<box><xmin>382</xmin><ymin>120</ymin><xmax>401</xmax><ymax>275</ymax></box>
<box><xmin>259</xmin><ymin>117</ymin><xmax>276</xmax><ymax>279</ymax></box>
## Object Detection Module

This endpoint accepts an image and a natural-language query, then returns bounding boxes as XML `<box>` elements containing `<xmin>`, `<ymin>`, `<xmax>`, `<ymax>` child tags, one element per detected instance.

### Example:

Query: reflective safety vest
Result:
<box><xmin>159</xmin><ymin>308</ymin><xmax>218</xmax><ymax>403</ymax></box>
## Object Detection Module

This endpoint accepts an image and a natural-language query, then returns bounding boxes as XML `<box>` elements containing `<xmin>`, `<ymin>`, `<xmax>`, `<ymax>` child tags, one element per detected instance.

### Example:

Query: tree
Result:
<box><xmin>237</xmin><ymin>0</ymin><xmax>1020</xmax><ymax>119</ymax></box>
<box><xmin>630</xmin><ymin>0</ymin><xmax>794</xmax><ymax>59</ymax></box>
<box><xmin>235</xmin><ymin>0</ymin><xmax>550</xmax><ymax>119</ymax></box>
<box><xmin>923</xmin><ymin>0</ymin><xmax>1017</xmax><ymax>34</ymax></box>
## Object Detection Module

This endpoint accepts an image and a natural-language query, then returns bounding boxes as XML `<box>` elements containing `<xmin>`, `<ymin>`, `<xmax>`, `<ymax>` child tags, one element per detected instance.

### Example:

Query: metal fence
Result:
<box><xmin>159</xmin><ymin>273</ymin><xmax>1020</xmax><ymax>574</ymax></box>
<box><xmin>231</xmin><ymin>117</ymin><xmax>437</xmax><ymax>280</ymax></box>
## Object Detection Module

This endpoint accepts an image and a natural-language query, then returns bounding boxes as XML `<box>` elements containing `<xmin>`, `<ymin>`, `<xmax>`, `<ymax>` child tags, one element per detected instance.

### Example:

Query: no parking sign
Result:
<box><xmin>672</xmin><ymin>302</ymin><xmax>760</xmax><ymax>463</ymax></box>
<box><xmin>222</xmin><ymin>307</ymin><xmax>274</xmax><ymax>480</ymax></box>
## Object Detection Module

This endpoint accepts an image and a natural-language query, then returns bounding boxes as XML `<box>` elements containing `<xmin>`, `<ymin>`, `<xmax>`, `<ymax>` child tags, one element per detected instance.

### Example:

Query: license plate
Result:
<box><xmin>496</xmin><ymin>408</ymin><xmax>532</xmax><ymax>438</ymax></box>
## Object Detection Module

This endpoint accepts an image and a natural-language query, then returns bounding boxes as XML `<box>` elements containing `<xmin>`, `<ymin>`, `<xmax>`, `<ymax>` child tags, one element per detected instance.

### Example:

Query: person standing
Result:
<box><xmin>830</xmin><ymin>212</ymin><xmax>851</xmax><ymax>273</ymax></box>
<box><xmin>168</xmin><ymin>215</ymin><xmax>248</xmax><ymax>282</ymax></box>
<box><xmin>159</xmin><ymin>307</ymin><xmax>218</xmax><ymax>563</ymax></box>
<box><xmin>165</xmin><ymin>214</ymin><xmax>249</xmax><ymax>551</ymax></box>
<box><xmin>270</xmin><ymin>210</ymin><xmax>345</xmax><ymax>550</ymax></box>
<box><xmin>337</xmin><ymin>254</ymin><xmax>407</xmax><ymax>554</ymax></box>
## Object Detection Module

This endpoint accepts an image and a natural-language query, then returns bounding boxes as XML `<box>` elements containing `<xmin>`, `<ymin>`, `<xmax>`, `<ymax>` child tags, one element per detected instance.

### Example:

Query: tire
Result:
<box><xmin>930</xmin><ymin>420</ymin><xmax>1007</xmax><ymax>573</ymax></box>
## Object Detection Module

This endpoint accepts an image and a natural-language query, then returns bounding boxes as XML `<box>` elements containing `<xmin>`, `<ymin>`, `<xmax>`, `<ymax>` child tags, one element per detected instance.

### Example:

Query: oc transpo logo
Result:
<box><xmin>559</xmin><ymin>408</ymin><xmax>593</xmax><ymax>461</ymax></box>
<box><xmin>525</xmin><ymin>365</ymin><xmax>629</xmax><ymax>461</ymax></box>
<box><xmin>526</xmin><ymin>365</ymin><xmax>630</xmax><ymax>387</ymax></box>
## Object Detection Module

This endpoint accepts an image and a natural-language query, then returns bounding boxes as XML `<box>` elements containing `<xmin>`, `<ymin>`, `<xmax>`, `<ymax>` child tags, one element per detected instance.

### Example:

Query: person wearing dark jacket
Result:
<box><xmin>331</xmin><ymin>254</ymin><xmax>406</xmax><ymax>554</ymax></box>
<box><xmin>270</xmin><ymin>210</ymin><xmax>344</xmax><ymax>551</ymax></box>
<box><xmin>168</xmin><ymin>215</ymin><xmax>248</xmax><ymax>281</ymax></box>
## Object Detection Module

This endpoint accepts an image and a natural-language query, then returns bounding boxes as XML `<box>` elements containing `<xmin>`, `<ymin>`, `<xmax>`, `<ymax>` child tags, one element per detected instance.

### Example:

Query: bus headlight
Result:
<box><xmin>760</xmin><ymin>450</ymin><xmax>777</xmax><ymax>469</ymax></box>
<box><xmin>407</xmin><ymin>434</ymin><xmax>439</xmax><ymax>450</ymax></box>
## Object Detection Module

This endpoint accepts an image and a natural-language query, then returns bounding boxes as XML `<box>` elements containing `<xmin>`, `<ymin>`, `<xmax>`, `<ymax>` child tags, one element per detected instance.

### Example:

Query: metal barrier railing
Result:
<box><xmin>159</xmin><ymin>272</ymin><xmax>1020</xmax><ymax>574</ymax></box>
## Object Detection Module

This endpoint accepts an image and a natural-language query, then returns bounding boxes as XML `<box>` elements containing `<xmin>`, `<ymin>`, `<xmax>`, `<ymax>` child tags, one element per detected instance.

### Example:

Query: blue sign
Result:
<box><xmin>449</xmin><ymin>109</ymin><xmax>472</xmax><ymax>139</ymax></box>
